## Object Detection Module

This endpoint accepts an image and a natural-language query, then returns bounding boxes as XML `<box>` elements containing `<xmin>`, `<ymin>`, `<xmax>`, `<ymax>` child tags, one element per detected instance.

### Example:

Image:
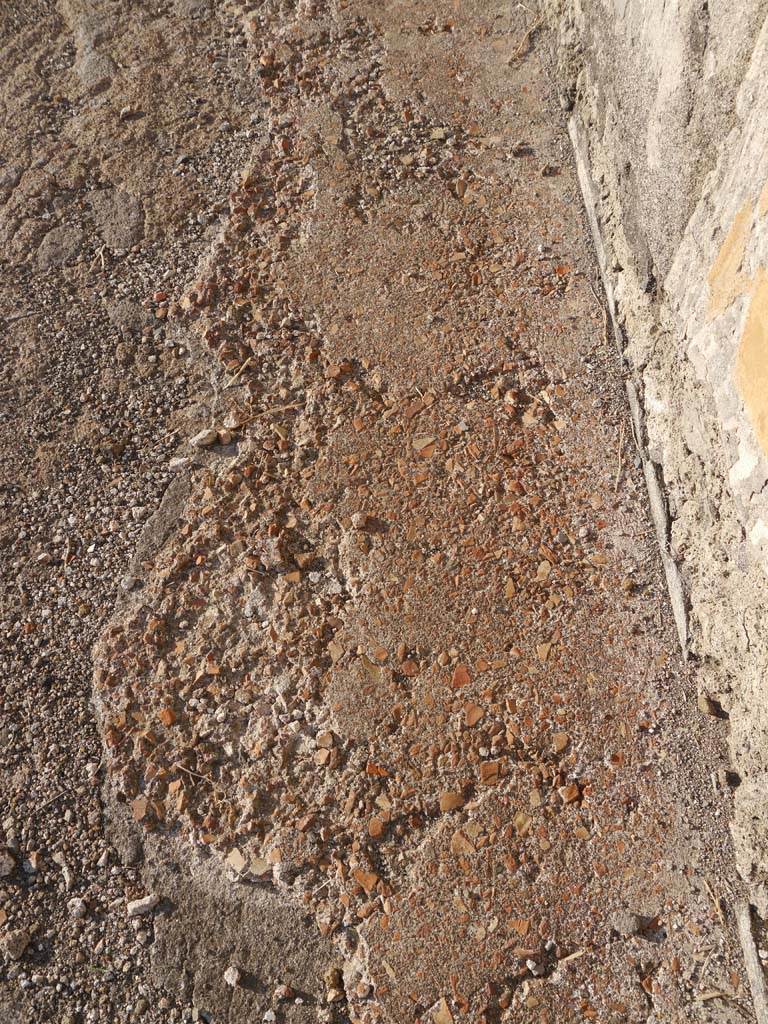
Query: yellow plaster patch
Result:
<box><xmin>708</xmin><ymin>200</ymin><xmax>753</xmax><ymax>319</ymax></box>
<box><xmin>735</xmin><ymin>267</ymin><xmax>768</xmax><ymax>455</ymax></box>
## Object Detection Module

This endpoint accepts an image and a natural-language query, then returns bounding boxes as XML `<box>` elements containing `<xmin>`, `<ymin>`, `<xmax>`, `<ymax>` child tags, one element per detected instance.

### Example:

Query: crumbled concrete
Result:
<box><xmin>36</xmin><ymin>224</ymin><xmax>86</xmax><ymax>271</ymax></box>
<box><xmin>89</xmin><ymin>189</ymin><xmax>145</xmax><ymax>252</ymax></box>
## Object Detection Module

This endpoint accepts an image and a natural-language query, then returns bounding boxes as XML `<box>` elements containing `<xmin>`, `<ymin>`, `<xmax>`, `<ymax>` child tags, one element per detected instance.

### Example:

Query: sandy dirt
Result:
<box><xmin>0</xmin><ymin>1</ymin><xmax>756</xmax><ymax>1023</ymax></box>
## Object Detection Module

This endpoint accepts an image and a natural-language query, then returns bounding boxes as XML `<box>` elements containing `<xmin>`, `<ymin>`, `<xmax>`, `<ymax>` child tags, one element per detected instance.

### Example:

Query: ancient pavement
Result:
<box><xmin>0</xmin><ymin>1</ymin><xmax>755</xmax><ymax>1022</ymax></box>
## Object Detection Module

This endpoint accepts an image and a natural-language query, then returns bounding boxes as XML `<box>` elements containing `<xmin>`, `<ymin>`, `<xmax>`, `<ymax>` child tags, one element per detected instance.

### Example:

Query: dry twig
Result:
<box><xmin>513</xmin><ymin>15</ymin><xmax>543</xmax><ymax>58</ymax></box>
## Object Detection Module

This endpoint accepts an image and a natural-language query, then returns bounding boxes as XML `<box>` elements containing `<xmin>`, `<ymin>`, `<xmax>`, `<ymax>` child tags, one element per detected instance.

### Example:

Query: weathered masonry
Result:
<box><xmin>544</xmin><ymin>0</ymin><xmax>768</xmax><ymax>913</ymax></box>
